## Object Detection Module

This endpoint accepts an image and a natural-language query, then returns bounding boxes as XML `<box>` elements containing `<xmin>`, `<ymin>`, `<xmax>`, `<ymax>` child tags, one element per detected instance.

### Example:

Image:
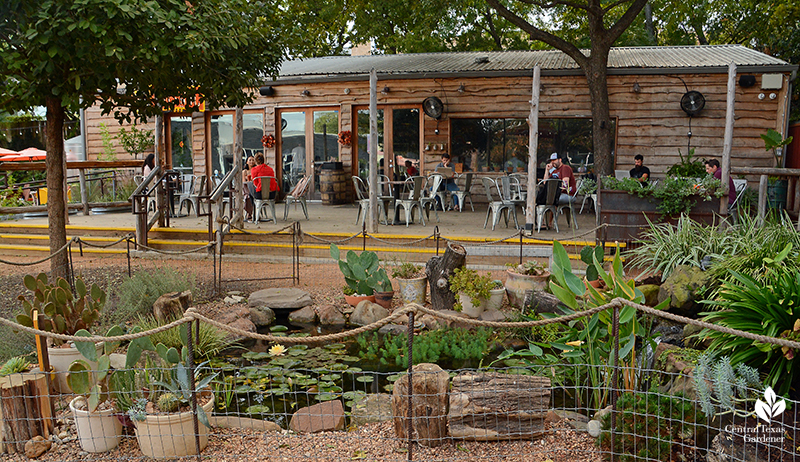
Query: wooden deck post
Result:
<box><xmin>720</xmin><ymin>62</ymin><xmax>736</xmax><ymax>215</ymax></box>
<box><xmin>758</xmin><ymin>174</ymin><xmax>768</xmax><ymax>226</ymax></box>
<box><xmin>368</xmin><ymin>69</ymin><xmax>379</xmax><ymax>233</ymax></box>
<box><xmin>525</xmin><ymin>66</ymin><xmax>541</xmax><ymax>230</ymax></box>
<box><xmin>233</xmin><ymin>107</ymin><xmax>244</xmax><ymax>228</ymax></box>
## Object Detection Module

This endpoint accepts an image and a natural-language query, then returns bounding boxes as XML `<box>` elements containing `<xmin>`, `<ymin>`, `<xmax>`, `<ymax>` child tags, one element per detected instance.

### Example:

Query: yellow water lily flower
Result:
<box><xmin>269</xmin><ymin>344</ymin><xmax>287</xmax><ymax>356</ymax></box>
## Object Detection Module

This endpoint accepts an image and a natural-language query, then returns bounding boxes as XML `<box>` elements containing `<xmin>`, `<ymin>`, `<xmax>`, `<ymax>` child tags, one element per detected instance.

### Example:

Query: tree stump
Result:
<box><xmin>0</xmin><ymin>370</ymin><xmax>52</xmax><ymax>454</ymax></box>
<box><xmin>392</xmin><ymin>363</ymin><xmax>449</xmax><ymax>447</ymax></box>
<box><xmin>448</xmin><ymin>371</ymin><xmax>550</xmax><ymax>441</ymax></box>
<box><xmin>425</xmin><ymin>242</ymin><xmax>466</xmax><ymax>311</ymax></box>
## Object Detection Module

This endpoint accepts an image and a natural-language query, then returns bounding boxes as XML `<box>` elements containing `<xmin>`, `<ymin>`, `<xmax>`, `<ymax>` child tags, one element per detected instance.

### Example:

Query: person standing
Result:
<box><xmin>142</xmin><ymin>153</ymin><xmax>155</xmax><ymax>176</ymax></box>
<box><xmin>705</xmin><ymin>159</ymin><xmax>736</xmax><ymax>206</ymax></box>
<box><xmin>242</xmin><ymin>156</ymin><xmax>255</xmax><ymax>220</ymax></box>
<box><xmin>630</xmin><ymin>154</ymin><xmax>650</xmax><ymax>183</ymax></box>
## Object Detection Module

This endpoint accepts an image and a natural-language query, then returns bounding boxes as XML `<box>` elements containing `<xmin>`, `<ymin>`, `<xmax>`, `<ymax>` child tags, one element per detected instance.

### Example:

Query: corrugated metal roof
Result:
<box><xmin>278</xmin><ymin>45</ymin><xmax>794</xmax><ymax>79</ymax></box>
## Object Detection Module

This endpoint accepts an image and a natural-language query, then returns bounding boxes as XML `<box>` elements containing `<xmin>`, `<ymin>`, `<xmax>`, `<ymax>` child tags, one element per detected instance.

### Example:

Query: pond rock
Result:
<box><xmin>288</xmin><ymin>305</ymin><xmax>316</xmax><ymax>324</ymax></box>
<box><xmin>657</xmin><ymin>265</ymin><xmax>713</xmax><ymax>318</ymax></box>
<box><xmin>378</xmin><ymin>324</ymin><xmax>407</xmax><ymax>335</ymax></box>
<box><xmin>289</xmin><ymin>400</ymin><xmax>345</xmax><ymax>433</ymax></box>
<box><xmin>249</xmin><ymin>306</ymin><xmax>275</xmax><ymax>327</ymax></box>
<box><xmin>637</xmin><ymin>284</ymin><xmax>661</xmax><ymax>306</ymax></box>
<box><xmin>25</xmin><ymin>435</ymin><xmax>51</xmax><ymax>459</ymax></box>
<box><xmin>249</xmin><ymin>288</ymin><xmax>313</xmax><ymax>310</ymax></box>
<box><xmin>215</xmin><ymin>306</ymin><xmax>256</xmax><ymax>342</ymax></box>
<box><xmin>317</xmin><ymin>304</ymin><xmax>346</xmax><ymax>326</ymax></box>
<box><xmin>654</xmin><ymin>342</ymin><xmax>699</xmax><ymax>399</ymax></box>
<box><xmin>350</xmin><ymin>393</ymin><xmax>393</xmax><ymax>427</ymax></box>
<box><xmin>350</xmin><ymin>300</ymin><xmax>389</xmax><ymax>326</ymax></box>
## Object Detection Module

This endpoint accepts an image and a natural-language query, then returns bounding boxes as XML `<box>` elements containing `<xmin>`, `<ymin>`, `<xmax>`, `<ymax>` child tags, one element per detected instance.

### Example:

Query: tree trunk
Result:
<box><xmin>392</xmin><ymin>363</ymin><xmax>449</xmax><ymax>447</ymax></box>
<box><xmin>45</xmin><ymin>98</ymin><xmax>69</xmax><ymax>280</ymax></box>
<box><xmin>425</xmin><ymin>242</ymin><xmax>466</xmax><ymax>310</ymax></box>
<box><xmin>586</xmin><ymin>52</ymin><xmax>615</xmax><ymax>178</ymax></box>
<box><xmin>1</xmin><ymin>372</ymin><xmax>52</xmax><ymax>454</ymax></box>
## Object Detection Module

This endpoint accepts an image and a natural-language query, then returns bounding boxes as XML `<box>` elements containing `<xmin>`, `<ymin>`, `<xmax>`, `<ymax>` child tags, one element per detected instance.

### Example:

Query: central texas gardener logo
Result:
<box><xmin>755</xmin><ymin>387</ymin><xmax>786</xmax><ymax>424</ymax></box>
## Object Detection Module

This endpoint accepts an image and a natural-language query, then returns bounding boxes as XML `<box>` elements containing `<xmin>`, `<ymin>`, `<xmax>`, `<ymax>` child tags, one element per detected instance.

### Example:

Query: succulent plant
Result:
<box><xmin>330</xmin><ymin>244</ymin><xmax>392</xmax><ymax>295</ymax></box>
<box><xmin>16</xmin><ymin>273</ymin><xmax>106</xmax><ymax>346</ymax></box>
<box><xmin>0</xmin><ymin>356</ymin><xmax>31</xmax><ymax>377</ymax></box>
<box><xmin>157</xmin><ymin>393</ymin><xmax>180</xmax><ymax>412</ymax></box>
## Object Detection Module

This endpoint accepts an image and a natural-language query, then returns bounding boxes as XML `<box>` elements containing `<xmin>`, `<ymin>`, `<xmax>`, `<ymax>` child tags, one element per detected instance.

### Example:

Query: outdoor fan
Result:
<box><xmin>423</xmin><ymin>96</ymin><xmax>444</xmax><ymax>120</ymax></box>
<box><xmin>680</xmin><ymin>90</ymin><xmax>705</xmax><ymax>116</ymax></box>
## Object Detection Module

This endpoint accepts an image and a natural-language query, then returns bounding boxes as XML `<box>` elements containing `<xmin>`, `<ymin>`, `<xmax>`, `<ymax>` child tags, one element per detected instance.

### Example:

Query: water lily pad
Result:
<box><xmin>288</xmin><ymin>333</ymin><xmax>310</xmax><ymax>338</ymax></box>
<box><xmin>320</xmin><ymin>385</ymin><xmax>343</xmax><ymax>393</ymax></box>
<box><xmin>345</xmin><ymin>367</ymin><xmax>363</xmax><ymax>374</ymax></box>
<box><xmin>323</xmin><ymin>343</ymin><xmax>346</xmax><ymax>351</ymax></box>
<box><xmin>270</xmin><ymin>325</ymin><xmax>289</xmax><ymax>332</ymax></box>
<box><xmin>343</xmin><ymin>391</ymin><xmax>367</xmax><ymax>401</ymax></box>
<box><xmin>242</xmin><ymin>352</ymin><xmax>271</xmax><ymax>361</ymax></box>
<box><xmin>316</xmin><ymin>392</ymin><xmax>339</xmax><ymax>401</ymax></box>
<box><xmin>355</xmin><ymin>375</ymin><xmax>374</xmax><ymax>383</ymax></box>
<box><xmin>387</xmin><ymin>374</ymin><xmax>403</xmax><ymax>383</ymax></box>
<box><xmin>339</xmin><ymin>355</ymin><xmax>360</xmax><ymax>363</ymax></box>
<box><xmin>269</xmin><ymin>358</ymin><xmax>300</xmax><ymax>368</ymax></box>
<box><xmin>246</xmin><ymin>405</ymin><xmax>271</xmax><ymax>414</ymax></box>
<box><xmin>383</xmin><ymin>384</ymin><xmax>394</xmax><ymax>392</ymax></box>
<box><xmin>329</xmin><ymin>363</ymin><xmax>349</xmax><ymax>371</ymax></box>
<box><xmin>235</xmin><ymin>385</ymin><xmax>256</xmax><ymax>394</ymax></box>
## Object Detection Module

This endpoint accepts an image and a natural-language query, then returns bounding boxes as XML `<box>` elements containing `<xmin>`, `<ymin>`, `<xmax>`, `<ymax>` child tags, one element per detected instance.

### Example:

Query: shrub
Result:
<box><xmin>109</xmin><ymin>266</ymin><xmax>195</xmax><ymax>326</ymax></box>
<box><xmin>133</xmin><ymin>315</ymin><xmax>234</xmax><ymax>360</ymax></box>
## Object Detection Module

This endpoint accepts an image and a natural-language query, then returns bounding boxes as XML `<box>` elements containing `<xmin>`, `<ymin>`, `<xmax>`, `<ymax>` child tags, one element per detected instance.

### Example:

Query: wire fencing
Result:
<box><xmin>0</xmin><ymin>301</ymin><xmax>797</xmax><ymax>461</ymax></box>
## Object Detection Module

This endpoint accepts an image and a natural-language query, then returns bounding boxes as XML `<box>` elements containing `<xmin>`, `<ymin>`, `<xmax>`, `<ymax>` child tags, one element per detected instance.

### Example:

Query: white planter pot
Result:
<box><xmin>396</xmin><ymin>276</ymin><xmax>428</xmax><ymax>305</ymax></box>
<box><xmin>48</xmin><ymin>344</ymin><xmax>101</xmax><ymax>394</ymax></box>
<box><xmin>458</xmin><ymin>293</ymin><xmax>487</xmax><ymax>319</ymax></box>
<box><xmin>134</xmin><ymin>392</ymin><xmax>214</xmax><ymax>459</ymax></box>
<box><xmin>69</xmin><ymin>396</ymin><xmax>122</xmax><ymax>453</ymax></box>
<box><xmin>487</xmin><ymin>287</ymin><xmax>505</xmax><ymax>311</ymax></box>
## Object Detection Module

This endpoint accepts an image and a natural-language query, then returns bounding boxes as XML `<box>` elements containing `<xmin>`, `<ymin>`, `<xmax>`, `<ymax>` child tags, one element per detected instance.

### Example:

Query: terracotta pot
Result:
<box><xmin>586</xmin><ymin>278</ymin><xmax>603</xmax><ymax>289</ymax></box>
<box><xmin>396</xmin><ymin>276</ymin><xmax>427</xmax><ymax>305</ymax></box>
<box><xmin>374</xmin><ymin>291</ymin><xmax>394</xmax><ymax>310</ymax></box>
<box><xmin>504</xmin><ymin>269</ymin><xmax>550</xmax><ymax>309</ymax></box>
<box><xmin>343</xmin><ymin>294</ymin><xmax>376</xmax><ymax>307</ymax></box>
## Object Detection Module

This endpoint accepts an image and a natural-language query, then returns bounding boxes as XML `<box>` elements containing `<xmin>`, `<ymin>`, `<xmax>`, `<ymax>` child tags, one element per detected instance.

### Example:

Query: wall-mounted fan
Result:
<box><xmin>423</xmin><ymin>96</ymin><xmax>444</xmax><ymax>120</ymax></box>
<box><xmin>680</xmin><ymin>91</ymin><xmax>705</xmax><ymax>116</ymax></box>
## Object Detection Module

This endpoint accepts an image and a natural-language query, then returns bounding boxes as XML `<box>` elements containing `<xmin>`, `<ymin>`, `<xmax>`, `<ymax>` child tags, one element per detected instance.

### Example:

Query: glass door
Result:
<box><xmin>356</xmin><ymin>106</ymin><xmax>420</xmax><ymax>182</ymax></box>
<box><xmin>312</xmin><ymin>110</ymin><xmax>339</xmax><ymax>199</ymax></box>
<box><xmin>169</xmin><ymin>116</ymin><xmax>193</xmax><ymax>175</ymax></box>
<box><xmin>280</xmin><ymin>111</ymin><xmax>306</xmax><ymax>195</ymax></box>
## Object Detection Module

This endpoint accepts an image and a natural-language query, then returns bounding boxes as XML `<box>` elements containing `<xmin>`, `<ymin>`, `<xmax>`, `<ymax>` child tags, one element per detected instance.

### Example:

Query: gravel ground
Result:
<box><xmin>0</xmin><ymin>254</ymin><xmax>601</xmax><ymax>461</ymax></box>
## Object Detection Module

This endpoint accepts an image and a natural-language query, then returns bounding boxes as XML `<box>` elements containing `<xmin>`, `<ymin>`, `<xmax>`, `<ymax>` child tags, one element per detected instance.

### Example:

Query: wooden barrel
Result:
<box><xmin>319</xmin><ymin>169</ymin><xmax>351</xmax><ymax>205</ymax></box>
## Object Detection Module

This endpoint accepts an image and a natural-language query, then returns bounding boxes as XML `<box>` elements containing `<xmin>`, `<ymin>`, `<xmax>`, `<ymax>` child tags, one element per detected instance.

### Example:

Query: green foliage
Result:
<box><xmin>577</xmin><ymin>177</ymin><xmax>597</xmax><ymax>195</ymax></box>
<box><xmin>448</xmin><ymin>267</ymin><xmax>493</xmax><ymax>310</ymax></box>
<box><xmin>355</xmin><ymin>328</ymin><xmax>499</xmax><ymax>369</ymax></box>
<box><xmin>391</xmin><ymin>261</ymin><xmax>423</xmax><ymax>280</ymax></box>
<box><xmin>117</xmin><ymin>125</ymin><xmax>154</xmax><ymax>159</ymax></box>
<box><xmin>133</xmin><ymin>315</ymin><xmax>234</xmax><ymax>361</ymax></box>
<box><xmin>598</xmin><ymin>389</ymin><xmax>704</xmax><ymax>462</ymax></box>
<box><xmin>652</xmin><ymin>175</ymin><xmax>722</xmax><ymax>217</ymax></box>
<box><xmin>110</xmin><ymin>267</ymin><xmax>194</xmax><ymax>326</ymax></box>
<box><xmin>16</xmin><ymin>273</ymin><xmax>106</xmax><ymax>346</ymax></box>
<box><xmin>508</xmin><ymin>260</ymin><xmax>548</xmax><ymax>276</ymax></box>
<box><xmin>0</xmin><ymin>356</ymin><xmax>30</xmax><ymax>376</ymax></box>
<box><xmin>580</xmin><ymin>245</ymin><xmax>604</xmax><ymax>281</ymax></box>
<box><xmin>601</xmin><ymin>176</ymin><xmax>654</xmax><ymax>197</ymax></box>
<box><xmin>330</xmin><ymin>244</ymin><xmax>391</xmax><ymax>295</ymax></box>
<box><xmin>761</xmin><ymin>128</ymin><xmax>793</xmax><ymax>167</ymax></box>
<box><xmin>698</xmin><ymin>269</ymin><xmax>800</xmax><ymax>396</ymax></box>
<box><xmin>98</xmin><ymin>123</ymin><xmax>117</xmax><ymax>161</ymax></box>
<box><xmin>693</xmin><ymin>352</ymin><xmax>764</xmax><ymax>418</ymax></box>
<box><xmin>666</xmin><ymin>148</ymin><xmax>706</xmax><ymax>178</ymax></box>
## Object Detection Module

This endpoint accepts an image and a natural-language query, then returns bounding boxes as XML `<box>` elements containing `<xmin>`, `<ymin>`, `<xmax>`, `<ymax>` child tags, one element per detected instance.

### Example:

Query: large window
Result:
<box><xmin>281</xmin><ymin>111</ymin><xmax>306</xmax><ymax>194</ymax></box>
<box><xmin>356</xmin><ymin>107</ymin><xmax>419</xmax><ymax>180</ymax></box>
<box><xmin>279</xmin><ymin>109</ymin><xmax>339</xmax><ymax>198</ymax></box>
<box><xmin>210</xmin><ymin>114</ymin><xmax>233</xmax><ymax>178</ymax></box>
<box><xmin>169</xmin><ymin>116</ymin><xmax>193</xmax><ymax>174</ymax></box>
<box><xmin>242</xmin><ymin>112</ymin><xmax>264</xmax><ymax>162</ymax></box>
<box><xmin>451</xmin><ymin>118</ymin><xmax>603</xmax><ymax>173</ymax></box>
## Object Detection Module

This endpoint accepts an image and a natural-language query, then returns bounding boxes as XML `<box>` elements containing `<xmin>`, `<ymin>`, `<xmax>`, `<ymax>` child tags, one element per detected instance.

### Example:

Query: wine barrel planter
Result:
<box><xmin>319</xmin><ymin>169</ymin><xmax>351</xmax><ymax>205</ymax></box>
<box><xmin>597</xmin><ymin>189</ymin><xmax>719</xmax><ymax>242</ymax></box>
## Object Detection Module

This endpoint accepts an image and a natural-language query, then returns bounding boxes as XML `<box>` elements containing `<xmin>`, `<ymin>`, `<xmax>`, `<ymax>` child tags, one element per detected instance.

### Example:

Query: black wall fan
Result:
<box><xmin>680</xmin><ymin>91</ymin><xmax>705</xmax><ymax>116</ymax></box>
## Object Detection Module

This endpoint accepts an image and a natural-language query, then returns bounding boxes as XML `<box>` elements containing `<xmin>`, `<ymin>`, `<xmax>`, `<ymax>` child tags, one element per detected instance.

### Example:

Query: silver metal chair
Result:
<box><xmin>352</xmin><ymin>176</ymin><xmax>390</xmax><ymax>226</ymax></box>
<box><xmin>558</xmin><ymin>181</ymin><xmax>579</xmax><ymax>231</ymax></box>
<box><xmin>178</xmin><ymin>174</ymin><xmax>206</xmax><ymax>217</ymax></box>
<box><xmin>452</xmin><ymin>172</ymin><xmax>475</xmax><ymax>212</ymax></box>
<box><xmin>729</xmin><ymin>179</ymin><xmax>748</xmax><ymax>223</ymax></box>
<box><xmin>284</xmin><ymin>175</ymin><xmax>311</xmax><ymax>221</ymax></box>
<box><xmin>252</xmin><ymin>176</ymin><xmax>277</xmax><ymax>224</ymax></box>
<box><xmin>419</xmin><ymin>175</ymin><xmax>441</xmax><ymax>224</ymax></box>
<box><xmin>481</xmin><ymin>177</ymin><xmax>518</xmax><ymax>231</ymax></box>
<box><xmin>536</xmin><ymin>179</ymin><xmax>560</xmax><ymax>233</ymax></box>
<box><xmin>394</xmin><ymin>176</ymin><xmax>425</xmax><ymax>227</ymax></box>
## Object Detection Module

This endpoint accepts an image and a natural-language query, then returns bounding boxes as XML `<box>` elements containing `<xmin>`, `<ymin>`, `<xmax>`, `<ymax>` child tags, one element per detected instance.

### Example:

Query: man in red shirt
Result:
<box><xmin>249</xmin><ymin>153</ymin><xmax>277</xmax><ymax>202</ymax></box>
<box><xmin>544</xmin><ymin>154</ymin><xmax>576</xmax><ymax>203</ymax></box>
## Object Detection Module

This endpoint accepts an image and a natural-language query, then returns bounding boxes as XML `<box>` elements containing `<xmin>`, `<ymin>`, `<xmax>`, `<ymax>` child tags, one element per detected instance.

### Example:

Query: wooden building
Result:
<box><xmin>85</xmin><ymin>45</ymin><xmax>797</xmax><ymax>200</ymax></box>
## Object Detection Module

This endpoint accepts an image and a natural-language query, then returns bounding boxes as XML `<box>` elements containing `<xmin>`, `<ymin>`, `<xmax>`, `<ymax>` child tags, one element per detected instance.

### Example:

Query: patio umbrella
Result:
<box><xmin>0</xmin><ymin>147</ymin><xmax>46</xmax><ymax>161</ymax></box>
<box><xmin>0</xmin><ymin>147</ymin><xmax>17</xmax><ymax>155</ymax></box>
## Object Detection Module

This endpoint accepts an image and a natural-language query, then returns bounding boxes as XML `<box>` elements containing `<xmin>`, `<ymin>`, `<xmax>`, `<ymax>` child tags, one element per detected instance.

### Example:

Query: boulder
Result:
<box><xmin>587</xmin><ymin>420</ymin><xmax>603</xmax><ymax>438</ymax></box>
<box><xmin>224</xmin><ymin>295</ymin><xmax>245</xmax><ymax>305</ymax></box>
<box><xmin>392</xmin><ymin>363</ymin><xmax>449</xmax><ymax>447</ymax></box>
<box><xmin>683</xmin><ymin>323</ymin><xmax>711</xmax><ymax>349</ymax></box>
<box><xmin>479</xmin><ymin>309</ymin><xmax>508</xmax><ymax>322</ymax></box>
<box><xmin>378</xmin><ymin>324</ymin><xmax>407</xmax><ymax>335</ymax></box>
<box><xmin>153</xmin><ymin>290</ymin><xmax>192</xmax><ymax>322</ymax></box>
<box><xmin>215</xmin><ymin>306</ymin><xmax>256</xmax><ymax>342</ymax></box>
<box><xmin>652</xmin><ymin>319</ymin><xmax>686</xmax><ymax>346</ymax></box>
<box><xmin>654</xmin><ymin>343</ymin><xmax>701</xmax><ymax>399</ymax></box>
<box><xmin>317</xmin><ymin>304</ymin><xmax>346</xmax><ymax>326</ymax></box>
<box><xmin>657</xmin><ymin>265</ymin><xmax>713</xmax><ymax>318</ymax></box>
<box><xmin>24</xmin><ymin>435</ymin><xmax>51</xmax><ymax>458</ymax></box>
<box><xmin>249</xmin><ymin>307</ymin><xmax>275</xmax><ymax>327</ymax></box>
<box><xmin>288</xmin><ymin>306</ymin><xmax>317</xmax><ymax>324</ymax></box>
<box><xmin>349</xmin><ymin>393</ymin><xmax>393</xmax><ymax>427</ymax></box>
<box><xmin>289</xmin><ymin>400</ymin><xmax>345</xmax><ymax>433</ymax></box>
<box><xmin>350</xmin><ymin>301</ymin><xmax>389</xmax><ymax>326</ymax></box>
<box><xmin>638</xmin><ymin>284</ymin><xmax>661</xmax><ymax>307</ymax></box>
<box><xmin>418</xmin><ymin>314</ymin><xmax>443</xmax><ymax>330</ymax></box>
<box><xmin>249</xmin><ymin>288</ymin><xmax>313</xmax><ymax>309</ymax></box>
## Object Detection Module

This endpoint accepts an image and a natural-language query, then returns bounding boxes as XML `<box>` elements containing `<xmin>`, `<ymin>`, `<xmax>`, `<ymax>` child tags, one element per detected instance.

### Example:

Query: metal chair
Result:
<box><xmin>418</xmin><ymin>175</ymin><xmax>441</xmax><ymax>223</ymax></box>
<box><xmin>558</xmin><ymin>184</ymin><xmax>579</xmax><ymax>231</ymax></box>
<box><xmin>252</xmin><ymin>176</ymin><xmax>277</xmax><ymax>224</ymax></box>
<box><xmin>178</xmin><ymin>174</ymin><xmax>206</xmax><ymax>217</ymax></box>
<box><xmin>284</xmin><ymin>175</ymin><xmax>311</xmax><ymax>221</ymax></box>
<box><xmin>352</xmin><ymin>176</ymin><xmax>389</xmax><ymax>226</ymax></box>
<box><xmin>377</xmin><ymin>175</ymin><xmax>396</xmax><ymax>221</ymax></box>
<box><xmin>729</xmin><ymin>179</ymin><xmax>748</xmax><ymax>223</ymax></box>
<box><xmin>452</xmin><ymin>172</ymin><xmax>475</xmax><ymax>212</ymax></box>
<box><xmin>481</xmin><ymin>177</ymin><xmax>518</xmax><ymax>231</ymax></box>
<box><xmin>536</xmin><ymin>179</ymin><xmax>560</xmax><ymax>233</ymax></box>
<box><xmin>393</xmin><ymin>176</ymin><xmax>425</xmax><ymax>227</ymax></box>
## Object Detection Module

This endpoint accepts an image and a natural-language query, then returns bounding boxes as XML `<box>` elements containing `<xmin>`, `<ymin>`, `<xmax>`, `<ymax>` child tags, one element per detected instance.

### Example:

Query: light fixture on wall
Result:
<box><xmin>301</xmin><ymin>89</ymin><xmax>310</xmax><ymax>96</ymax></box>
<box><xmin>457</xmin><ymin>84</ymin><xmax>465</xmax><ymax>93</ymax></box>
<box><xmin>381</xmin><ymin>86</ymin><xmax>390</xmax><ymax>94</ymax></box>
<box><xmin>632</xmin><ymin>82</ymin><xmax>641</xmax><ymax>93</ymax></box>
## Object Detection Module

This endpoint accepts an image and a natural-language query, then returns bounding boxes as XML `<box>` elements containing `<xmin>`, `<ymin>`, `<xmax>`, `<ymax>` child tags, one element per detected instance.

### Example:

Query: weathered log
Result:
<box><xmin>392</xmin><ymin>363</ymin><xmax>449</xmax><ymax>447</ymax></box>
<box><xmin>448</xmin><ymin>371</ymin><xmax>551</xmax><ymax>441</ymax></box>
<box><xmin>425</xmin><ymin>242</ymin><xmax>466</xmax><ymax>311</ymax></box>
<box><xmin>0</xmin><ymin>371</ymin><xmax>52</xmax><ymax>454</ymax></box>
<box><xmin>524</xmin><ymin>290</ymin><xmax>568</xmax><ymax>316</ymax></box>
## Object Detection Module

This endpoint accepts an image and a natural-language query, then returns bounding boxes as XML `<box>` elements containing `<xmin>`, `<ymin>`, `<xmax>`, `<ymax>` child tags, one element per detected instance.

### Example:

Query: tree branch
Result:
<box><xmin>606</xmin><ymin>0</ymin><xmax>649</xmax><ymax>44</ymax></box>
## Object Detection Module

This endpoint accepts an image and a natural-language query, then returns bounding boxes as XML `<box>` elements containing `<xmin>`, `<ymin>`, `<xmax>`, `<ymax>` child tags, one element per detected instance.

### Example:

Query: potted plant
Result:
<box><xmin>581</xmin><ymin>245</ymin><xmax>605</xmax><ymax>289</ymax></box>
<box><xmin>67</xmin><ymin>326</ymin><xmax>155</xmax><ymax>453</ymax></box>
<box><xmin>16</xmin><ymin>273</ymin><xmax>106</xmax><ymax>393</ymax></box>
<box><xmin>504</xmin><ymin>261</ymin><xmax>551</xmax><ymax>309</ymax></box>
<box><xmin>330</xmin><ymin>244</ymin><xmax>389</xmax><ymax>307</ymax></box>
<box><xmin>761</xmin><ymin>129</ymin><xmax>793</xmax><ymax>210</ymax></box>
<box><xmin>373</xmin><ymin>272</ymin><xmax>395</xmax><ymax>310</ymax></box>
<box><xmin>392</xmin><ymin>261</ymin><xmax>427</xmax><ymax>305</ymax></box>
<box><xmin>127</xmin><ymin>329</ymin><xmax>217</xmax><ymax>459</ymax></box>
<box><xmin>449</xmin><ymin>267</ymin><xmax>493</xmax><ymax>318</ymax></box>
<box><xmin>487</xmin><ymin>280</ymin><xmax>505</xmax><ymax>310</ymax></box>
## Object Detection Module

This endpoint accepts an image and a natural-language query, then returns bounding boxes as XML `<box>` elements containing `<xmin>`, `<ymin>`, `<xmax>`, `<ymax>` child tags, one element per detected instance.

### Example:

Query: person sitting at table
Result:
<box><xmin>405</xmin><ymin>160</ymin><xmax>418</xmax><ymax>178</ymax></box>
<box><xmin>705</xmin><ymin>158</ymin><xmax>736</xmax><ymax>206</ymax></box>
<box><xmin>630</xmin><ymin>154</ymin><xmax>650</xmax><ymax>183</ymax></box>
<box><xmin>435</xmin><ymin>153</ymin><xmax>459</xmax><ymax>210</ymax></box>
<box><xmin>248</xmin><ymin>154</ymin><xmax>277</xmax><ymax>221</ymax></box>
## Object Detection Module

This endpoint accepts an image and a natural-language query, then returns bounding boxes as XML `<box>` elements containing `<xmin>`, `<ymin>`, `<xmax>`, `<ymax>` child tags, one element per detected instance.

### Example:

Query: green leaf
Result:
<box><xmin>23</xmin><ymin>275</ymin><xmax>37</xmax><ymax>291</ymax></box>
<box><xmin>73</xmin><ymin>329</ymin><xmax>97</xmax><ymax>362</ymax></box>
<box><xmin>66</xmin><ymin>360</ymin><xmax>92</xmax><ymax>395</ymax></box>
<box><xmin>549</xmin><ymin>281</ymin><xmax>578</xmax><ymax>310</ymax></box>
<box><xmin>330</xmin><ymin>244</ymin><xmax>340</xmax><ymax>261</ymax></box>
<box><xmin>564</xmin><ymin>271</ymin><xmax>585</xmax><ymax>296</ymax></box>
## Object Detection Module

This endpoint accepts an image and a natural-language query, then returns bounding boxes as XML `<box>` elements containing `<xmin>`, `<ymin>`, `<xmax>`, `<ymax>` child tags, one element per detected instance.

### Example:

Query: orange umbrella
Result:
<box><xmin>0</xmin><ymin>147</ymin><xmax>17</xmax><ymax>155</ymax></box>
<box><xmin>0</xmin><ymin>147</ymin><xmax>46</xmax><ymax>161</ymax></box>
